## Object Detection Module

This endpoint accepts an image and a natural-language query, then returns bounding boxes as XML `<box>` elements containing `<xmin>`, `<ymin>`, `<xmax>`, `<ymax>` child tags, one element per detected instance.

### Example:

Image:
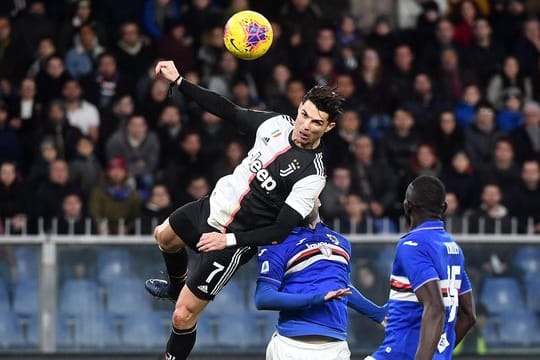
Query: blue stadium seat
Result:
<box><xmin>255</xmin><ymin>311</ymin><xmax>278</xmax><ymax>343</ymax></box>
<box><xmin>499</xmin><ymin>310</ymin><xmax>540</xmax><ymax>346</ymax></box>
<box><xmin>193</xmin><ymin>313</ymin><xmax>218</xmax><ymax>349</ymax></box>
<box><xmin>23</xmin><ymin>314</ymin><xmax>39</xmax><ymax>348</ymax></box>
<box><xmin>59</xmin><ymin>279</ymin><xmax>102</xmax><ymax>316</ymax></box>
<box><xmin>482</xmin><ymin>315</ymin><xmax>500</xmax><ymax>346</ymax></box>
<box><xmin>121</xmin><ymin>311</ymin><xmax>167</xmax><ymax>348</ymax></box>
<box><xmin>0</xmin><ymin>279</ymin><xmax>10</xmax><ymax>314</ymax></box>
<box><xmin>525</xmin><ymin>276</ymin><xmax>540</xmax><ymax>312</ymax></box>
<box><xmin>14</xmin><ymin>247</ymin><xmax>39</xmax><ymax>283</ymax></box>
<box><xmin>106</xmin><ymin>277</ymin><xmax>151</xmax><ymax>316</ymax></box>
<box><xmin>513</xmin><ymin>246</ymin><xmax>540</xmax><ymax>276</ymax></box>
<box><xmin>57</xmin><ymin>311</ymin><xmax>120</xmax><ymax>349</ymax></box>
<box><xmin>0</xmin><ymin>310</ymin><xmax>24</xmax><ymax>348</ymax></box>
<box><xmin>206</xmin><ymin>280</ymin><xmax>244</xmax><ymax>315</ymax></box>
<box><xmin>13</xmin><ymin>280</ymin><xmax>39</xmax><ymax>316</ymax></box>
<box><xmin>96</xmin><ymin>249</ymin><xmax>134</xmax><ymax>285</ymax></box>
<box><xmin>374</xmin><ymin>245</ymin><xmax>395</xmax><ymax>279</ymax></box>
<box><xmin>216</xmin><ymin>313</ymin><xmax>264</xmax><ymax>348</ymax></box>
<box><xmin>480</xmin><ymin>277</ymin><xmax>523</xmax><ymax>314</ymax></box>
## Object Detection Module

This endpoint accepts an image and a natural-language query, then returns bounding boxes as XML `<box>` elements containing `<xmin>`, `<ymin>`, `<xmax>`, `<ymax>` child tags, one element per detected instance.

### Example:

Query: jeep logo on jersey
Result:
<box><xmin>249</xmin><ymin>152</ymin><xmax>277</xmax><ymax>191</ymax></box>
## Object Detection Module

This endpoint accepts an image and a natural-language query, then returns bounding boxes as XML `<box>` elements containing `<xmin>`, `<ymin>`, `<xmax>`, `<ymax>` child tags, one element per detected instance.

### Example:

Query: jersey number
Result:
<box><xmin>205</xmin><ymin>262</ymin><xmax>225</xmax><ymax>284</ymax></box>
<box><xmin>446</xmin><ymin>265</ymin><xmax>460</xmax><ymax>322</ymax></box>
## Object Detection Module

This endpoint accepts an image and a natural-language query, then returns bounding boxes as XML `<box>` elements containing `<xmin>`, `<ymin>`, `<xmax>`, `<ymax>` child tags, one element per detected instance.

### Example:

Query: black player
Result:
<box><xmin>145</xmin><ymin>60</ymin><xmax>344</xmax><ymax>360</ymax></box>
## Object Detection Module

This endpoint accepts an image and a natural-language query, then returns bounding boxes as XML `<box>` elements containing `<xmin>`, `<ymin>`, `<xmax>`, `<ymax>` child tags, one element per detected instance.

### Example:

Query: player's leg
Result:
<box><xmin>165</xmin><ymin>285</ymin><xmax>209</xmax><ymax>360</ymax></box>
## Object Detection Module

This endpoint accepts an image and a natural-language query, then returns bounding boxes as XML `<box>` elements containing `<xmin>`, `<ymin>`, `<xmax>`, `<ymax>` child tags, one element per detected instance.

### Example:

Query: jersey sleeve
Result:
<box><xmin>285</xmin><ymin>174</ymin><xmax>326</xmax><ymax>219</ymax></box>
<box><xmin>460</xmin><ymin>269</ymin><xmax>472</xmax><ymax>294</ymax></box>
<box><xmin>397</xmin><ymin>239</ymin><xmax>440</xmax><ymax>292</ymax></box>
<box><xmin>257</xmin><ymin>245</ymin><xmax>286</xmax><ymax>286</ymax></box>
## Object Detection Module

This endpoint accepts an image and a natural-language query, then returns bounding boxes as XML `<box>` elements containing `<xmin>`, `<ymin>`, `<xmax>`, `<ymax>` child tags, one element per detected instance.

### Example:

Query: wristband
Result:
<box><xmin>225</xmin><ymin>233</ymin><xmax>237</xmax><ymax>247</ymax></box>
<box><xmin>168</xmin><ymin>75</ymin><xmax>182</xmax><ymax>98</ymax></box>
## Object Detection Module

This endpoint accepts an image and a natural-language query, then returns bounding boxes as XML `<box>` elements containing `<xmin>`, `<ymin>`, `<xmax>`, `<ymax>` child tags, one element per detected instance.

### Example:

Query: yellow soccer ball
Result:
<box><xmin>224</xmin><ymin>10</ymin><xmax>273</xmax><ymax>60</ymax></box>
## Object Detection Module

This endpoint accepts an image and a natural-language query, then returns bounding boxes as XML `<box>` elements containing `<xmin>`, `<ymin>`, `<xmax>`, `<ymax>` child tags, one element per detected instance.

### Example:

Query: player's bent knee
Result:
<box><xmin>172</xmin><ymin>305</ymin><xmax>198</xmax><ymax>330</ymax></box>
<box><xmin>155</xmin><ymin>219</ymin><xmax>184</xmax><ymax>252</ymax></box>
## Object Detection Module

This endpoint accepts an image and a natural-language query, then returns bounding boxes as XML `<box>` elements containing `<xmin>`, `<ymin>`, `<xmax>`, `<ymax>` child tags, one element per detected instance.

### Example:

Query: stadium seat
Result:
<box><xmin>255</xmin><ymin>311</ymin><xmax>278</xmax><ymax>343</ymax></box>
<box><xmin>374</xmin><ymin>245</ymin><xmax>395</xmax><ymax>279</ymax></box>
<box><xmin>525</xmin><ymin>276</ymin><xmax>540</xmax><ymax>312</ymax></box>
<box><xmin>216</xmin><ymin>313</ymin><xmax>265</xmax><ymax>348</ymax></box>
<box><xmin>0</xmin><ymin>279</ymin><xmax>10</xmax><ymax>314</ymax></box>
<box><xmin>512</xmin><ymin>246</ymin><xmax>540</xmax><ymax>276</ymax></box>
<box><xmin>59</xmin><ymin>279</ymin><xmax>102</xmax><ymax>316</ymax></box>
<box><xmin>206</xmin><ymin>280</ymin><xmax>244</xmax><ymax>315</ymax></box>
<box><xmin>480</xmin><ymin>277</ymin><xmax>523</xmax><ymax>314</ymax></box>
<box><xmin>13</xmin><ymin>280</ymin><xmax>39</xmax><ymax>316</ymax></box>
<box><xmin>13</xmin><ymin>247</ymin><xmax>39</xmax><ymax>283</ymax></box>
<box><xmin>96</xmin><ymin>249</ymin><xmax>134</xmax><ymax>285</ymax></box>
<box><xmin>0</xmin><ymin>310</ymin><xmax>24</xmax><ymax>348</ymax></box>
<box><xmin>193</xmin><ymin>312</ymin><xmax>218</xmax><ymax>349</ymax></box>
<box><xmin>57</xmin><ymin>311</ymin><xmax>120</xmax><ymax>349</ymax></box>
<box><xmin>106</xmin><ymin>277</ymin><xmax>151</xmax><ymax>316</ymax></box>
<box><xmin>23</xmin><ymin>314</ymin><xmax>39</xmax><ymax>348</ymax></box>
<box><xmin>121</xmin><ymin>311</ymin><xmax>167</xmax><ymax>348</ymax></box>
<box><xmin>499</xmin><ymin>310</ymin><xmax>540</xmax><ymax>346</ymax></box>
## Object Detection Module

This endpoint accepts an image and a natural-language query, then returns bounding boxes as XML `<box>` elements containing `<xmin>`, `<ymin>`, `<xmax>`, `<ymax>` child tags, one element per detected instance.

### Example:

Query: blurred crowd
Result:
<box><xmin>0</xmin><ymin>0</ymin><xmax>539</xmax><ymax>236</ymax></box>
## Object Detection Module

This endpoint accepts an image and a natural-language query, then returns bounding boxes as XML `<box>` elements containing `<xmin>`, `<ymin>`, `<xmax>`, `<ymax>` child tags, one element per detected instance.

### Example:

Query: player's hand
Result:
<box><xmin>324</xmin><ymin>288</ymin><xmax>352</xmax><ymax>301</ymax></box>
<box><xmin>155</xmin><ymin>60</ymin><xmax>181</xmax><ymax>84</ymax></box>
<box><xmin>380</xmin><ymin>315</ymin><xmax>388</xmax><ymax>328</ymax></box>
<box><xmin>197</xmin><ymin>232</ymin><xmax>227</xmax><ymax>252</ymax></box>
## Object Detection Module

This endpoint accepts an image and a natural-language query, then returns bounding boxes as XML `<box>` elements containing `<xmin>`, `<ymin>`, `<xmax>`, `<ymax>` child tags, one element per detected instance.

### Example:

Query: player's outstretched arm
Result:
<box><xmin>347</xmin><ymin>285</ymin><xmax>387</xmax><ymax>325</ymax></box>
<box><xmin>454</xmin><ymin>291</ymin><xmax>476</xmax><ymax>347</ymax></box>
<box><xmin>254</xmin><ymin>280</ymin><xmax>350</xmax><ymax>311</ymax></box>
<box><xmin>415</xmin><ymin>280</ymin><xmax>445</xmax><ymax>360</ymax></box>
<box><xmin>155</xmin><ymin>60</ymin><xmax>276</xmax><ymax>134</ymax></box>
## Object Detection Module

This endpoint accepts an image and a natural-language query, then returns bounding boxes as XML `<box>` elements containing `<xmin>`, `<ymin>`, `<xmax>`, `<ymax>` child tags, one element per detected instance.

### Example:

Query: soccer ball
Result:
<box><xmin>224</xmin><ymin>10</ymin><xmax>273</xmax><ymax>60</ymax></box>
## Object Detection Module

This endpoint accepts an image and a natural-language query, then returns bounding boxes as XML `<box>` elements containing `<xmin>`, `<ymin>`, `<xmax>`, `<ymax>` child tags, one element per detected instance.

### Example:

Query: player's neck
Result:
<box><xmin>292</xmin><ymin>136</ymin><xmax>321</xmax><ymax>150</ymax></box>
<box><xmin>410</xmin><ymin>214</ymin><xmax>441</xmax><ymax>228</ymax></box>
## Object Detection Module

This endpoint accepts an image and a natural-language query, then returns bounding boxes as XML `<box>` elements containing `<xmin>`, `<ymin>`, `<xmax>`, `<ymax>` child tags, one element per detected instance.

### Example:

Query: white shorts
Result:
<box><xmin>266</xmin><ymin>332</ymin><xmax>351</xmax><ymax>360</ymax></box>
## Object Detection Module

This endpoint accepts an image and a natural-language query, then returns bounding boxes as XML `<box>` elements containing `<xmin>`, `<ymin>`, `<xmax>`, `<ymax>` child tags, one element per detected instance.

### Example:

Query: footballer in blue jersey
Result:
<box><xmin>255</xmin><ymin>203</ymin><xmax>387</xmax><ymax>360</ymax></box>
<box><xmin>368</xmin><ymin>176</ymin><xmax>476</xmax><ymax>360</ymax></box>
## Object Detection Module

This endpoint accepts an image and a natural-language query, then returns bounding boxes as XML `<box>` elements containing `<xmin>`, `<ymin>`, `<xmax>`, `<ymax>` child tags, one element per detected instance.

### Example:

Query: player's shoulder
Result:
<box><xmin>257</xmin><ymin>113</ymin><xmax>294</xmax><ymax>131</ymax></box>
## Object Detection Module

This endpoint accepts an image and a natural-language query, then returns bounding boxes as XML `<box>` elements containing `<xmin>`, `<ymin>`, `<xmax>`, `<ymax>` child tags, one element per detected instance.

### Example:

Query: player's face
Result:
<box><xmin>292</xmin><ymin>100</ymin><xmax>335</xmax><ymax>149</ymax></box>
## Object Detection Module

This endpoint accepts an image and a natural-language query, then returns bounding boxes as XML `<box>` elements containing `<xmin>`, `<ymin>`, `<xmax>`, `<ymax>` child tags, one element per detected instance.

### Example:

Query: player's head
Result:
<box><xmin>403</xmin><ymin>175</ymin><xmax>447</xmax><ymax>225</ymax></box>
<box><xmin>292</xmin><ymin>85</ymin><xmax>344</xmax><ymax>149</ymax></box>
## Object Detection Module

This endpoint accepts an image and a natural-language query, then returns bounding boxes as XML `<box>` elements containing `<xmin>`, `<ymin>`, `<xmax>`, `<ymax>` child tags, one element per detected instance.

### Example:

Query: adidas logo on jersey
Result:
<box><xmin>197</xmin><ymin>285</ymin><xmax>208</xmax><ymax>293</ymax></box>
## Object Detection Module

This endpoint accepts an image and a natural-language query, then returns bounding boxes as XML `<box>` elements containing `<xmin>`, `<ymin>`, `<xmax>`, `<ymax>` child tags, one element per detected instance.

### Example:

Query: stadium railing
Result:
<box><xmin>0</xmin><ymin>216</ymin><xmax>539</xmax><ymax>357</ymax></box>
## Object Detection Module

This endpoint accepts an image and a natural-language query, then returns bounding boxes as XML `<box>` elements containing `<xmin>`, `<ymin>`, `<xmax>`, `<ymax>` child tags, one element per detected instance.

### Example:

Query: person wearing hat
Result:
<box><xmin>88</xmin><ymin>155</ymin><xmax>141</xmax><ymax>235</ymax></box>
<box><xmin>496</xmin><ymin>87</ymin><xmax>524</xmax><ymax>132</ymax></box>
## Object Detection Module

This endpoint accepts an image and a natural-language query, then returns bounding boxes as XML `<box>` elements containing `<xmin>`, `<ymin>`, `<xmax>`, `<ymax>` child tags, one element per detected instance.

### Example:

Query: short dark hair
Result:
<box><xmin>408</xmin><ymin>175</ymin><xmax>446</xmax><ymax>214</ymax></box>
<box><xmin>302</xmin><ymin>85</ymin><xmax>344</xmax><ymax>124</ymax></box>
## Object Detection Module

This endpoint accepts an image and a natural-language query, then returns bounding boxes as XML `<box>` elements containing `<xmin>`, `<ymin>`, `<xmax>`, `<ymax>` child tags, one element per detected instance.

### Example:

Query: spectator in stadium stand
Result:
<box><xmin>26</xmin><ymin>138</ymin><xmax>58</xmax><ymax>189</ymax></box>
<box><xmin>514</xmin><ymin>17</ymin><xmax>540</xmax><ymax>77</ymax></box>
<box><xmin>464</xmin><ymin>102</ymin><xmax>504</xmax><ymax>170</ymax></box>
<box><xmin>33</xmin><ymin>159</ymin><xmax>81</xmax><ymax>227</ymax></box>
<box><xmin>175</xmin><ymin>174</ymin><xmax>210</xmax><ymax>207</ymax></box>
<box><xmin>162</xmin><ymin>130</ymin><xmax>206</xmax><ymax>202</ymax></box>
<box><xmin>380</xmin><ymin>108</ymin><xmax>420</xmax><ymax>182</ymax></box>
<box><xmin>511</xmin><ymin>100</ymin><xmax>540</xmax><ymax>164</ymax></box>
<box><xmin>351</xmin><ymin>135</ymin><xmax>397</xmax><ymax>219</ymax></box>
<box><xmin>9</xmin><ymin>78</ymin><xmax>42</xmax><ymax>139</ymax></box>
<box><xmin>388</xmin><ymin>44</ymin><xmax>416</xmax><ymax>107</ymax></box>
<box><xmin>463</xmin><ymin>18</ymin><xmax>505</xmax><ymax>87</ymax></box>
<box><xmin>33</xmin><ymin>100</ymin><xmax>83</xmax><ymax>161</ymax></box>
<box><xmin>498</xmin><ymin>88</ymin><xmax>526</xmax><ymax>133</ymax></box>
<box><xmin>320</xmin><ymin>166</ymin><xmax>353</xmax><ymax>221</ymax></box>
<box><xmin>65</xmin><ymin>21</ymin><xmax>104</xmax><ymax>80</ymax></box>
<box><xmin>264</xmin><ymin>64</ymin><xmax>291</xmax><ymax>104</ymax></box>
<box><xmin>230</xmin><ymin>77</ymin><xmax>265</xmax><ymax>110</ymax></box>
<box><xmin>431</xmin><ymin>110</ymin><xmax>465</xmax><ymax>167</ymax></box>
<box><xmin>507</xmin><ymin>159</ymin><xmax>540</xmax><ymax>233</ymax></box>
<box><xmin>450</xmin><ymin>0</ymin><xmax>478</xmax><ymax>48</ymax></box>
<box><xmin>89</xmin><ymin>156</ymin><xmax>141</xmax><ymax>235</ymax></box>
<box><xmin>62</xmin><ymin>78</ymin><xmax>101</xmax><ymax>142</ymax></box>
<box><xmin>12</xmin><ymin>1</ymin><xmax>54</xmax><ymax>57</ymax></box>
<box><xmin>366</xmin><ymin>15</ymin><xmax>398</xmax><ymax>66</ymax></box>
<box><xmin>337</xmin><ymin>193</ymin><xmax>396</xmax><ymax>234</ymax></box>
<box><xmin>480</xmin><ymin>138</ymin><xmax>520</xmax><ymax>197</ymax></box>
<box><xmin>26</xmin><ymin>36</ymin><xmax>57</xmax><ymax>79</ymax></box>
<box><xmin>105</xmin><ymin>114</ymin><xmax>160</xmax><ymax>195</ymax></box>
<box><xmin>197</xmin><ymin>110</ymin><xmax>237</xmax><ymax>160</ymax></box>
<box><xmin>420</xmin><ymin>18</ymin><xmax>460</xmax><ymax>74</ymax></box>
<box><xmin>413</xmin><ymin>1</ymin><xmax>441</xmax><ymax>50</ymax></box>
<box><xmin>310</xmin><ymin>55</ymin><xmax>337</xmax><ymax>88</ymax></box>
<box><xmin>207</xmin><ymin>51</ymin><xmax>258</xmax><ymax>100</ymax></box>
<box><xmin>454</xmin><ymin>83</ymin><xmax>482</xmax><ymax>128</ymax></box>
<box><xmin>443</xmin><ymin>150</ymin><xmax>481</xmax><ymax>211</ymax></box>
<box><xmin>56</xmin><ymin>192</ymin><xmax>96</xmax><ymax>235</ymax></box>
<box><xmin>279</xmin><ymin>0</ymin><xmax>321</xmax><ymax>51</ymax></box>
<box><xmin>466</xmin><ymin>183</ymin><xmax>512</xmax><ymax>234</ymax></box>
<box><xmin>139</xmin><ymin>79</ymin><xmax>174</xmax><ymax>129</ymax></box>
<box><xmin>0</xmin><ymin>101</ymin><xmax>21</xmax><ymax>165</ymax></box>
<box><xmin>208</xmin><ymin>139</ymin><xmax>245</xmax><ymax>187</ymax></box>
<box><xmin>140</xmin><ymin>184</ymin><xmax>174</xmax><ymax>234</ymax></box>
<box><xmin>0</xmin><ymin>161</ymin><xmax>27</xmax><ymax>234</ymax></box>
<box><xmin>156</xmin><ymin>20</ymin><xmax>195</xmax><ymax>74</ymax></box>
<box><xmin>406</xmin><ymin>143</ymin><xmax>443</xmax><ymax>183</ymax></box>
<box><xmin>325</xmin><ymin>109</ymin><xmax>360</xmax><ymax>171</ymax></box>
<box><xmin>81</xmin><ymin>52</ymin><xmax>133</xmax><ymax>111</ymax></box>
<box><xmin>182</xmin><ymin>0</ymin><xmax>223</xmax><ymax>46</ymax></box>
<box><xmin>97</xmin><ymin>94</ymin><xmax>136</xmax><ymax>161</ymax></box>
<box><xmin>403</xmin><ymin>72</ymin><xmax>449</xmax><ymax>133</ymax></box>
<box><xmin>437</xmin><ymin>47</ymin><xmax>478</xmax><ymax>104</ymax></box>
<box><xmin>156</xmin><ymin>105</ymin><xmax>184</xmax><ymax>170</ymax></box>
<box><xmin>269</xmin><ymin>78</ymin><xmax>306</xmax><ymax>119</ymax></box>
<box><xmin>0</xmin><ymin>15</ymin><xmax>31</xmax><ymax>85</ymax></box>
<box><xmin>58</xmin><ymin>0</ymin><xmax>107</xmax><ymax>53</ymax></box>
<box><xmin>142</xmin><ymin>0</ymin><xmax>182</xmax><ymax>40</ymax></box>
<box><xmin>486</xmin><ymin>56</ymin><xmax>532</xmax><ymax>110</ymax></box>
<box><xmin>336</xmin><ymin>13</ymin><xmax>363</xmax><ymax>53</ymax></box>
<box><xmin>196</xmin><ymin>26</ymin><xmax>225</xmax><ymax>82</ymax></box>
<box><xmin>333</xmin><ymin>73</ymin><xmax>363</xmax><ymax>113</ymax></box>
<box><xmin>443</xmin><ymin>191</ymin><xmax>465</xmax><ymax>233</ymax></box>
<box><xmin>35</xmin><ymin>55</ymin><xmax>70</xmax><ymax>105</ymax></box>
<box><xmin>114</xmin><ymin>21</ymin><xmax>155</xmax><ymax>80</ymax></box>
<box><xmin>68</xmin><ymin>136</ymin><xmax>102</xmax><ymax>199</ymax></box>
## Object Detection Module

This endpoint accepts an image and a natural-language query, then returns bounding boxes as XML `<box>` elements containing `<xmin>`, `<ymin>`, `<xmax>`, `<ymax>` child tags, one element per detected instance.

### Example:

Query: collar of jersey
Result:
<box><xmin>400</xmin><ymin>220</ymin><xmax>444</xmax><ymax>238</ymax></box>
